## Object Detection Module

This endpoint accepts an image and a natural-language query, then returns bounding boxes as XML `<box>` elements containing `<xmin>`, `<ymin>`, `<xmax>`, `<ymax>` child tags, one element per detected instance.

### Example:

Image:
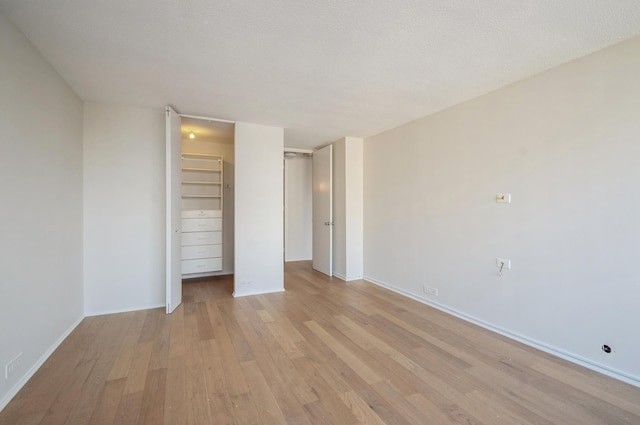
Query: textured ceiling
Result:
<box><xmin>1</xmin><ymin>1</ymin><xmax>639</xmax><ymax>148</ymax></box>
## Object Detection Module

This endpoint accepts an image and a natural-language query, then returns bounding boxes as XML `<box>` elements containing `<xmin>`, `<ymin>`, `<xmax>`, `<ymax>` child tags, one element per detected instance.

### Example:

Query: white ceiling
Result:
<box><xmin>2</xmin><ymin>1</ymin><xmax>639</xmax><ymax>148</ymax></box>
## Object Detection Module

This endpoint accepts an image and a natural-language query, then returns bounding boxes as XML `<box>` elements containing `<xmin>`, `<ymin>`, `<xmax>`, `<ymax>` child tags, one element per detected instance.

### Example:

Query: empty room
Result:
<box><xmin>1</xmin><ymin>1</ymin><xmax>639</xmax><ymax>424</ymax></box>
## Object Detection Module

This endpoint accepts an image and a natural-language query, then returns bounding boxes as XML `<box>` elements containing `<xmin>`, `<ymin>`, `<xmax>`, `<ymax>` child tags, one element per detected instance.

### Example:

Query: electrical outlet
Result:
<box><xmin>238</xmin><ymin>281</ymin><xmax>252</xmax><ymax>287</ymax></box>
<box><xmin>5</xmin><ymin>353</ymin><xmax>22</xmax><ymax>379</ymax></box>
<box><xmin>423</xmin><ymin>286</ymin><xmax>438</xmax><ymax>296</ymax></box>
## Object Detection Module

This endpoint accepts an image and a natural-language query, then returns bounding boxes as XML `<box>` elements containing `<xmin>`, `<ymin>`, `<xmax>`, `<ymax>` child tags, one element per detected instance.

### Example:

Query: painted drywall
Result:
<box><xmin>182</xmin><ymin>136</ymin><xmax>235</xmax><ymax>275</ymax></box>
<box><xmin>83</xmin><ymin>103</ymin><xmax>165</xmax><ymax>315</ymax></box>
<box><xmin>234</xmin><ymin>122</ymin><xmax>284</xmax><ymax>296</ymax></box>
<box><xmin>0</xmin><ymin>13</ymin><xmax>84</xmax><ymax>409</ymax></box>
<box><xmin>344</xmin><ymin>138</ymin><xmax>364</xmax><ymax>280</ymax></box>
<box><xmin>364</xmin><ymin>36</ymin><xmax>640</xmax><ymax>383</ymax></box>
<box><xmin>284</xmin><ymin>155</ymin><xmax>312</xmax><ymax>261</ymax></box>
<box><xmin>332</xmin><ymin>140</ymin><xmax>347</xmax><ymax>277</ymax></box>
<box><xmin>333</xmin><ymin>138</ymin><xmax>364</xmax><ymax>281</ymax></box>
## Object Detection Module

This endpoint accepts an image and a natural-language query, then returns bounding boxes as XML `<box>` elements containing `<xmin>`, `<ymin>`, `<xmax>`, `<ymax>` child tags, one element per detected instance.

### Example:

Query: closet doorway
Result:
<box><xmin>165</xmin><ymin>107</ymin><xmax>235</xmax><ymax>313</ymax></box>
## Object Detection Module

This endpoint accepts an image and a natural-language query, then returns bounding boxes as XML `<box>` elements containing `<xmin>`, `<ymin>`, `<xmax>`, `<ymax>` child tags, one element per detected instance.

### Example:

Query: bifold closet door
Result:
<box><xmin>165</xmin><ymin>106</ymin><xmax>182</xmax><ymax>313</ymax></box>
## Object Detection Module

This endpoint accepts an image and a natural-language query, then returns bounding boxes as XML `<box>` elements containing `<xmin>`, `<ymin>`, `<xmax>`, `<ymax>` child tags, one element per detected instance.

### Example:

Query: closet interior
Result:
<box><xmin>180</xmin><ymin>117</ymin><xmax>235</xmax><ymax>278</ymax></box>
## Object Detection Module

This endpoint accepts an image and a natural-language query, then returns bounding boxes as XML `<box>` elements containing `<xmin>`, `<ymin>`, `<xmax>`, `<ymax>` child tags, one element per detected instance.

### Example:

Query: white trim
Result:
<box><xmin>364</xmin><ymin>275</ymin><xmax>640</xmax><ymax>388</ymax></box>
<box><xmin>0</xmin><ymin>316</ymin><xmax>84</xmax><ymax>411</ymax></box>
<box><xmin>85</xmin><ymin>303</ymin><xmax>165</xmax><ymax>317</ymax></box>
<box><xmin>332</xmin><ymin>272</ymin><xmax>363</xmax><ymax>282</ymax></box>
<box><xmin>178</xmin><ymin>113</ymin><xmax>235</xmax><ymax>124</ymax></box>
<box><xmin>333</xmin><ymin>272</ymin><xmax>347</xmax><ymax>281</ymax></box>
<box><xmin>284</xmin><ymin>147</ymin><xmax>314</xmax><ymax>154</ymax></box>
<box><xmin>233</xmin><ymin>288</ymin><xmax>285</xmax><ymax>298</ymax></box>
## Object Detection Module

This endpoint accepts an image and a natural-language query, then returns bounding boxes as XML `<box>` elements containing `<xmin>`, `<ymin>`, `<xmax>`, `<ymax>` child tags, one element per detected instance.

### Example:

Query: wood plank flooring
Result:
<box><xmin>1</xmin><ymin>260</ymin><xmax>639</xmax><ymax>424</ymax></box>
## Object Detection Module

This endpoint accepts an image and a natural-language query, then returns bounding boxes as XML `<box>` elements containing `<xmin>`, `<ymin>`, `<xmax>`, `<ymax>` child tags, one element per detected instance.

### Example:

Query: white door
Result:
<box><xmin>312</xmin><ymin>145</ymin><xmax>332</xmax><ymax>276</ymax></box>
<box><xmin>165</xmin><ymin>106</ymin><xmax>182</xmax><ymax>313</ymax></box>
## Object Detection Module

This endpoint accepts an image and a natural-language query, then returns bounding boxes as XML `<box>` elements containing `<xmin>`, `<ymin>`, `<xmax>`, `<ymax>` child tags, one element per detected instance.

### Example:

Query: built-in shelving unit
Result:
<box><xmin>181</xmin><ymin>153</ymin><xmax>223</xmax><ymax>276</ymax></box>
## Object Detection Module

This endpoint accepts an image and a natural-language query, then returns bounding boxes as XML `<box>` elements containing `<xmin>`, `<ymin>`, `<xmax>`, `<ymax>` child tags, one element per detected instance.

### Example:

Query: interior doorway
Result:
<box><xmin>282</xmin><ymin>145</ymin><xmax>333</xmax><ymax>277</ymax></box>
<box><xmin>284</xmin><ymin>151</ymin><xmax>313</xmax><ymax>262</ymax></box>
<box><xmin>165</xmin><ymin>107</ymin><xmax>235</xmax><ymax>314</ymax></box>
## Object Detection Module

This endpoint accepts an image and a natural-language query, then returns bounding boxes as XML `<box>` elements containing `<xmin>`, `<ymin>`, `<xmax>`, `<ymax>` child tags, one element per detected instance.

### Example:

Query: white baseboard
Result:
<box><xmin>0</xmin><ymin>315</ymin><xmax>84</xmax><ymax>411</ymax></box>
<box><xmin>332</xmin><ymin>272</ymin><xmax>363</xmax><ymax>282</ymax></box>
<box><xmin>333</xmin><ymin>272</ymin><xmax>346</xmax><ymax>281</ymax></box>
<box><xmin>85</xmin><ymin>303</ymin><xmax>165</xmax><ymax>317</ymax></box>
<box><xmin>364</xmin><ymin>275</ymin><xmax>640</xmax><ymax>388</ymax></box>
<box><xmin>233</xmin><ymin>287</ymin><xmax>285</xmax><ymax>298</ymax></box>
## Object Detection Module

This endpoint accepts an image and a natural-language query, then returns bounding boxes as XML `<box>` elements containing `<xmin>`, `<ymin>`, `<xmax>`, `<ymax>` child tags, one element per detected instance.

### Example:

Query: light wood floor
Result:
<box><xmin>1</xmin><ymin>261</ymin><xmax>639</xmax><ymax>425</ymax></box>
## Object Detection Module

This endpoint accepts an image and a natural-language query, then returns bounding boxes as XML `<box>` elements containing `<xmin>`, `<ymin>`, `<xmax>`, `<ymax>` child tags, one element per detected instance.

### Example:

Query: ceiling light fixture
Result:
<box><xmin>189</xmin><ymin>130</ymin><xmax>195</xmax><ymax>139</ymax></box>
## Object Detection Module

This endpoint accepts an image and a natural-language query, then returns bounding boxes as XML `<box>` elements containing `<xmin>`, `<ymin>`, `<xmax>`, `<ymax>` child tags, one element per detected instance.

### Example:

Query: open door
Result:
<box><xmin>312</xmin><ymin>145</ymin><xmax>332</xmax><ymax>276</ymax></box>
<box><xmin>166</xmin><ymin>106</ymin><xmax>182</xmax><ymax>313</ymax></box>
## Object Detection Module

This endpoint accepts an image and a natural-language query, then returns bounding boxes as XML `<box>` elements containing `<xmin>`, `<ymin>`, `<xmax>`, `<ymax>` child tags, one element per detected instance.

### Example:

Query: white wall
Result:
<box><xmin>364</xmin><ymin>36</ymin><xmax>640</xmax><ymax>384</ymax></box>
<box><xmin>344</xmin><ymin>138</ymin><xmax>364</xmax><ymax>280</ymax></box>
<box><xmin>284</xmin><ymin>155</ymin><xmax>312</xmax><ymax>261</ymax></box>
<box><xmin>234</xmin><ymin>122</ymin><xmax>284</xmax><ymax>296</ymax></box>
<box><xmin>333</xmin><ymin>140</ymin><xmax>347</xmax><ymax>277</ymax></box>
<box><xmin>333</xmin><ymin>138</ymin><xmax>364</xmax><ymax>280</ymax></box>
<box><xmin>83</xmin><ymin>103</ymin><xmax>165</xmax><ymax>315</ymax></box>
<box><xmin>0</xmin><ymin>13</ymin><xmax>84</xmax><ymax>409</ymax></box>
<box><xmin>182</xmin><ymin>136</ymin><xmax>235</xmax><ymax>275</ymax></box>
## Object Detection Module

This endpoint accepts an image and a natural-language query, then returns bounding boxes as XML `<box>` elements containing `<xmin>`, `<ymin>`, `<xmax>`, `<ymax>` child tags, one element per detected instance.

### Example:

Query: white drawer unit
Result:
<box><xmin>182</xmin><ymin>209</ymin><xmax>222</xmax><ymax>219</ymax></box>
<box><xmin>181</xmin><ymin>231</ymin><xmax>222</xmax><ymax>246</ymax></box>
<box><xmin>181</xmin><ymin>244</ymin><xmax>222</xmax><ymax>260</ymax></box>
<box><xmin>180</xmin><ymin>154</ymin><xmax>224</xmax><ymax>276</ymax></box>
<box><xmin>181</xmin><ymin>217</ymin><xmax>222</xmax><ymax>232</ymax></box>
<box><xmin>182</xmin><ymin>258</ymin><xmax>223</xmax><ymax>274</ymax></box>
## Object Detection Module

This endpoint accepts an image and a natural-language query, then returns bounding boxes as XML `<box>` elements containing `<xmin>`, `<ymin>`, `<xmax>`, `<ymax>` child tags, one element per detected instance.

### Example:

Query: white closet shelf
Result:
<box><xmin>182</xmin><ymin>181</ymin><xmax>221</xmax><ymax>185</ymax></box>
<box><xmin>182</xmin><ymin>152</ymin><xmax>222</xmax><ymax>159</ymax></box>
<box><xmin>182</xmin><ymin>167</ymin><xmax>221</xmax><ymax>172</ymax></box>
